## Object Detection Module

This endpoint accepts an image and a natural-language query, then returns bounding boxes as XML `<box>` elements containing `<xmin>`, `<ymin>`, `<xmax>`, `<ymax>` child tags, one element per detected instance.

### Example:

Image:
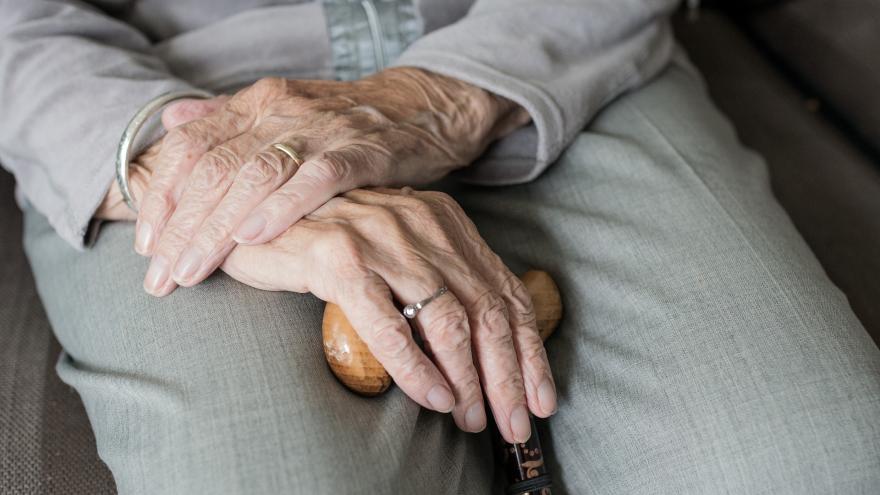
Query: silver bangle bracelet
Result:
<box><xmin>115</xmin><ymin>89</ymin><xmax>214</xmax><ymax>212</ymax></box>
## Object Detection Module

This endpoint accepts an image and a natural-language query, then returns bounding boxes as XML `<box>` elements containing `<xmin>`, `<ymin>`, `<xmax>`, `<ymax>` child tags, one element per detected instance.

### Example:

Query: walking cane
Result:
<box><xmin>322</xmin><ymin>270</ymin><xmax>562</xmax><ymax>495</ymax></box>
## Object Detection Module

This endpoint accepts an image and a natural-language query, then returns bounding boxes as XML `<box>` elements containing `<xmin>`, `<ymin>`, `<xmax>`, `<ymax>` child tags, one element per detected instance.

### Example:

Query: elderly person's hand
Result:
<box><xmin>221</xmin><ymin>187</ymin><xmax>556</xmax><ymax>444</ymax></box>
<box><xmin>132</xmin><ymin>68</ymin><xmax>529</xmax><ymax>296</ymax></box>
<box><xmin>96</xmin><ymin>128</ymin><xmax>556</xmax><ymax>444</ymax></box>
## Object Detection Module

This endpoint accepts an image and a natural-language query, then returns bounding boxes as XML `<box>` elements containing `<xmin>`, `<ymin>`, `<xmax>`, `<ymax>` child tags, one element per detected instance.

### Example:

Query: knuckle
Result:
<box><xmin>501</xmin><ymin>273</ymin><xmax>537</xmax><ymax>326</ymax></box>
<box><xmin>490</xmin><ymin>372</ymin><xmax>526</xmax><ymax>398</ymax></box>
<box><xmin>349</xmin><ymin>105</ymin><xmax>393</xmax><ymax>127</ymax></box>
<box><xmin>156</xmin><ymin>227</ymin><xmax>190</xmax><ymax>256</ymax></box>
<box><xmin>422</xmin><ymin>190</ymin><xmax>460</xmax><ymax>211</ymax></box>
<box><xmin>457</xmin><ymin>375</ymin><xmax>483</xmax><ymax>395</ymax></box>
<box><xmin>397</xmin><ymin>195</ymin><xmax>435</xmax><ymax>221</ymax></box>
<box><xmin>239</xmin><ymin>152</ymin><xmax>285</xmax><ymax>186</ymax></box>
<box><xmin>331</xmin><ymin>113</ymin><xmax>360</xmax><ymax>130</ymax></box>
<box><xmin>250</xmin><ymin>77</ymin><xmax>288</xmax><ymax>98</ymax></box>
<box><xmin>474</xmin><ymin>292</ymin><xmax>511</xmax><ymax>344</ymax></box>
<box><xmin>371</xmin><ymin>319</ymin><xmax>413</xmax><ymax>360</ymax></box>
<box><xmin>358</xmin><ymin>204</ymin><xmax>402</xmax><ymax>233</ymax></box>
<box><xmin>410</xmin><ymin>198</ymin><xmax>435</xmax><ymax>218</ymax></box>
<box><xmin>428</xmin><ymin>309</ymin><xmax>471</xmax><ymax>354</ymax></box>
<box><xmin>312</xmin><ymin>152</ymin><xmax>349</xmax><ymax>184</ymax></box>
<box><xmin>397</xmin><ymin>358</ymin><xmax>430</xmax><ymax>387</ymax></box>
<box><xmin>196</xmin><ymin>219</ymin><xmax>232</xmax><ymax>248</ymax></box>
<box><xmin>319</xmin><ymin>227</ymin><xmax>366</xmax><ymax>268</ymax></box>
<box><xmin>271</xmin><ymin>184</ymin><xmax>308</xmax><ymax>210</ymax></box>
<box><xmin>192</xmin><ymin>147</ymin><xmax>239</xmax><ymax>190</ymax></box>
<box><xmin>521</xmin><ymin>341</ymin><xmax>549</xmax><ymax>369</ymax></box>
<box><xmin>141</xmin><ymin>188</ymin><xmax>174</xmax><ymax>219</ymax></box>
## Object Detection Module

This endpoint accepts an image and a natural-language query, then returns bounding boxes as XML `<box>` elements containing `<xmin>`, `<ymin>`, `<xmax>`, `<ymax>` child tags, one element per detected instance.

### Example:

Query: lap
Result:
<box><xmin>23</xmin><ymin>210</ymin><xmax>492</xmax><ymax>494</ymax></box>
<box><xmin>23</xmin><ymin>61</ymin><xmax>880</xmax><ymax>494</ymax></box>
<box><xmin>450</xmin><ymin>61</ymin><xmax>880</xmax><ymax>493</ymax></box>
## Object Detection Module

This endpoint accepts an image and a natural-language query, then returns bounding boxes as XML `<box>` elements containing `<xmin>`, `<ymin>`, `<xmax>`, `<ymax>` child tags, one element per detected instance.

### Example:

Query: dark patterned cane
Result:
<box><xmin>499</xmin><ymin>414</ymin><xmax>553</xmax><ymax>494</ymax></box>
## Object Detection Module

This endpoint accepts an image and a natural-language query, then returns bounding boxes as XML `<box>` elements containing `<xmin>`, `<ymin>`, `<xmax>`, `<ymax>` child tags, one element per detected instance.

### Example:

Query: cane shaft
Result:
<box><xmin>503</xmin><ymin>414</ymin><xmax>552</xmax><ymax>494</ymax></box>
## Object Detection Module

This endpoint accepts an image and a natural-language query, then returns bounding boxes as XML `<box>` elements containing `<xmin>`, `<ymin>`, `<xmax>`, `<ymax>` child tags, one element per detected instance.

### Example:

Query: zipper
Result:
<box><xmin>360</xmin><ymin>0</ymin><xmax>387</xmax><ymax>71</ymax></box>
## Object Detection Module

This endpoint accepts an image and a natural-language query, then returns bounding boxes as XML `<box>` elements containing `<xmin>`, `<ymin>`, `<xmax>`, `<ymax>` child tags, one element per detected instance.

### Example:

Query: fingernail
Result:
<box><xmin>173</xmin><ymin>247</ymin><xmax>204</xmax><ymax>283</ymax></box>
<box><xmin>143</xmin><ymin>256</ymin><xmax>170</xmax><ymax>294</ymax></box>
<box><xmin>135</xmin><ymin>221</ymin><xmax>154</xmax><ymax>255</ymax></box>
<box><xmin>464</xmin><ymin>403</ymin><xmax>486</xmax><ymax>432</ymax></box>
<box><xmin>233</xmin><ymin>214</ymin><xmax>267</xmax><ymax>243</ymax></box>
<box><xmin>510</xmin><ymin>405</ymin><xmax>531</xmax><ymax>444</ymax></box>
<box><xmin>538</xmin><ymin>378</ymin><xmax>558</xmax><ymax>416</ymax></box>
<box><xmin>426</xmin><ymin>385</ymin><xmax>455</xmax><ymax>413</ymax></box>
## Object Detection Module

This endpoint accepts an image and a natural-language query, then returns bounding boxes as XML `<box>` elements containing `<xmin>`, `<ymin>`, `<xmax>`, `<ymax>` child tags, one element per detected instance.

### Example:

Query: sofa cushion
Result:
<box><xmin>0</xmin><ymin>170</ymin><xmax>116</xmax><ymax>494</ymax></box>
<box><xmin>743</xmin><ymin>0</ymin><xmax>880</xmax><ymax>156</ymax></box>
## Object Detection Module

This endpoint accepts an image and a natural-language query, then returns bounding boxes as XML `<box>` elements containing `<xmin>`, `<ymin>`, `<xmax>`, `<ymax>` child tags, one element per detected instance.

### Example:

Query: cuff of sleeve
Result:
<box><xmin>392</xmin><ymin>50</ymin><xmax>565</xmax><ymax>185</ymax></box>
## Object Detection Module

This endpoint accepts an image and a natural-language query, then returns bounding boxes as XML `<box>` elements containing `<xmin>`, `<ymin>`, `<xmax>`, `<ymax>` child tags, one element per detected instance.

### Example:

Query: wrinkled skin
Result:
<box><xmin>96</xmin><ymin>70</ymin><xmax>553</xmax><ymax>443</ymax></box>
<box><xmin>228</xmin><ymin>187</ymin><xmax>557</xmax><ymax>444</ymax></box>
<box><xmin>130</xmin><ymin>67</ymin><xmax>529</xmax><ymax>297</ymax></box>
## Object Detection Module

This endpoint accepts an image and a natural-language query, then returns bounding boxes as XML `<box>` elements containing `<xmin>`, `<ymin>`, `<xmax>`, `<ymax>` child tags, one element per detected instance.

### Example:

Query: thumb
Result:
<box><xmin>161</xmin><ymin>95</ymin><xmax>231</xmax><ymax>129</ymax></box>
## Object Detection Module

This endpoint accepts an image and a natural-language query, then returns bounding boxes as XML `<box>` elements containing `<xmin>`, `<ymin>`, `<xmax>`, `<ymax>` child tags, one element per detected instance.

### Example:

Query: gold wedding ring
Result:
<box><xmin>271</xmin><ymin>143</ymin><xmax>305</xmax><ymax>167</ymax></box>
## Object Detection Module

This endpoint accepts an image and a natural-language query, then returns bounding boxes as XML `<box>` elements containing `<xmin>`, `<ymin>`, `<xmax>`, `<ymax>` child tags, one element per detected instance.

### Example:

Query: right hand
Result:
<box><xmin>221</xmin><ymin>187</ymin><xmax>558</xmax><ymax>444</ymax></box>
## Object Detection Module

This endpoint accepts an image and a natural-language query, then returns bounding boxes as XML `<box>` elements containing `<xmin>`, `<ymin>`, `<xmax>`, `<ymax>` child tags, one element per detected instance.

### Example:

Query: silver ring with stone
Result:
<box><xmin>403</xmin><ymin>286</ymin><xmax>448</xmax><ymax>319</ymax></box>
<box><xmin>115</xmin><ymin>89</ymin><xmax>214</xmax><ymax>212</ymax></box>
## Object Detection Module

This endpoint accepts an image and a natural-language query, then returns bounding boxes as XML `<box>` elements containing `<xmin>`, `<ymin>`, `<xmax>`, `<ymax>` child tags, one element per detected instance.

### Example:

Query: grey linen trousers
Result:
<box><xmin>23</xmin><ymin>62</ymin><xmax>880</xmax><ymax>494</ymax></box>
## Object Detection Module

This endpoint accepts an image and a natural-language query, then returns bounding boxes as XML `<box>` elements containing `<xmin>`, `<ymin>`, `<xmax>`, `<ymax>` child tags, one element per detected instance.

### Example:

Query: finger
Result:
<box><xmin>353</xmin><ymin>187</ymin><xmax>531</xmax><ymax>441</ymax></box>
<box><xmin>431</xmin><ymin>189</ymin><xmax>557</xmax><ymax>418</ymax></box>
<box><xmin>161</xmin><ymin>95</ymin><xmax>231</xmax><ymax>129</ymax></box>
<box><xmin>339</xmin><ymin>274</ymin><xmax>455</xmax><ymax>413</ymax></box>
<box><xmin>451</xmin><ymin>272</ymin><xmax>530</xmax><ymax>444</ymax></box>
<box><xmin>487</xmin><ymin>261</ymin><xmax>556</xmax><ymax>418</ymax></box>
<box><xmin>135</xmin><ymin>95</ymin><xmax>258</xmax><ymax>256</ymax></box>
<box><xmin>381</xmin><ymin>267</ymin><xmax>486</xmax><ymax>433</ymax></box>
<box><xmin>171</xmin><ymin>144</ymin><xmax>302</xmax><ymax>286</ymax></box>
<box><xmin>143</xmin><ymin>130</ymin><xmax>265</xmax><ymax>295</ymax></box>
<box><xmin>233</xmin><ymin>146</ymin><xmax>372</xmax><ymax>245</ymax></box>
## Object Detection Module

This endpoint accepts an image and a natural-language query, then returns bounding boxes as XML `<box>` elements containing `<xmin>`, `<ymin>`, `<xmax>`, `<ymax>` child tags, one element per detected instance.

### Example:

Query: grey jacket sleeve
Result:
<box><xmin>0</xmin><ymin>0</ymin><xmax>198</xmax><ymax>250</ymax></box>
<box><xmin>395</xmin><ymin>0</ymin><xmax>679</xmax><ymax>185</ymax></box>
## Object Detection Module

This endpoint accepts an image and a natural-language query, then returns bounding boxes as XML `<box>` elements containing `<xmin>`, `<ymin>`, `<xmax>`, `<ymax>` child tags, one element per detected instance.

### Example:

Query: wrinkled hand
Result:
<box><xmin>95</xmin><ymin>109</ymin><xmax>556</xmax><ymax>443</ymax></box>
<box><xmin>222</xmin><ymin>187</ymin><xmax>557</xmax><ymax>443</ymax></box>
<box><xmin>133</xmin><ymin>68</ymin><xmax>529</xmax><ymax>297</ymax></box>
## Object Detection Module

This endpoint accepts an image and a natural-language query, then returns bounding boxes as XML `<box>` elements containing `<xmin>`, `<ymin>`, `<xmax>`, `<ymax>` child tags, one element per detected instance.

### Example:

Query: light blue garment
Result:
<box><xmin>23</xmin><ymin>61</ymin><xmax>880</xmax><ymax>494</ymax></box>
<box><xmin>322</xmin><ymin>0</ymin><xmax>423</xmax><ymax>81</ymax></box>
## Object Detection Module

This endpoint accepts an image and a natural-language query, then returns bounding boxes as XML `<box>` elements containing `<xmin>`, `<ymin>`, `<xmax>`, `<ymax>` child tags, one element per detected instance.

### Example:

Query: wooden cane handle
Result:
<box><xmin>322</xmin><ymin>270</ymin><xmax>562</xmax><ymax>395</ymax></box>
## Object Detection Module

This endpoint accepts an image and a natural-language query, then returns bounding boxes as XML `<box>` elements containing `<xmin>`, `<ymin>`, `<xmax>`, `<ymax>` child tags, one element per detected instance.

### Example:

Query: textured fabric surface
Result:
<box><xmin>0</xmin><ymin>170</ymin><xmax>116</xmax><ymax>494</ymax></box>
<box><xmin>0</xmin><ymin>170</ymin><xmax>46</xmax><ymax>493</ymax></box>
<box><xmin>21</xmin><ymin>61</ymin><xmax>880</xmax><ymax>494</ymax></box>
<box><xmin>744</xmin><ymin>0</ymin><xmax>880</xmax><ymax>156</ymax></box>
<box><xmin>674</xmin><ymin>10</ymin><xmax>880</xmax><ymax>343</ymax></box>
<box><xmin>0</xmin><ymin>0</ymin><xmax>675</xmax><ymax>249</ymax></box>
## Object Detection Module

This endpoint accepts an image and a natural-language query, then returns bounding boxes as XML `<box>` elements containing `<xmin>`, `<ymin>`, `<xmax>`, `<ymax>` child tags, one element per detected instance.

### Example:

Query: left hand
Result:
<box><xmin>133</xmin><ymin>68</ymin><xmax>529</xmax><ymax>296</ymax></box>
